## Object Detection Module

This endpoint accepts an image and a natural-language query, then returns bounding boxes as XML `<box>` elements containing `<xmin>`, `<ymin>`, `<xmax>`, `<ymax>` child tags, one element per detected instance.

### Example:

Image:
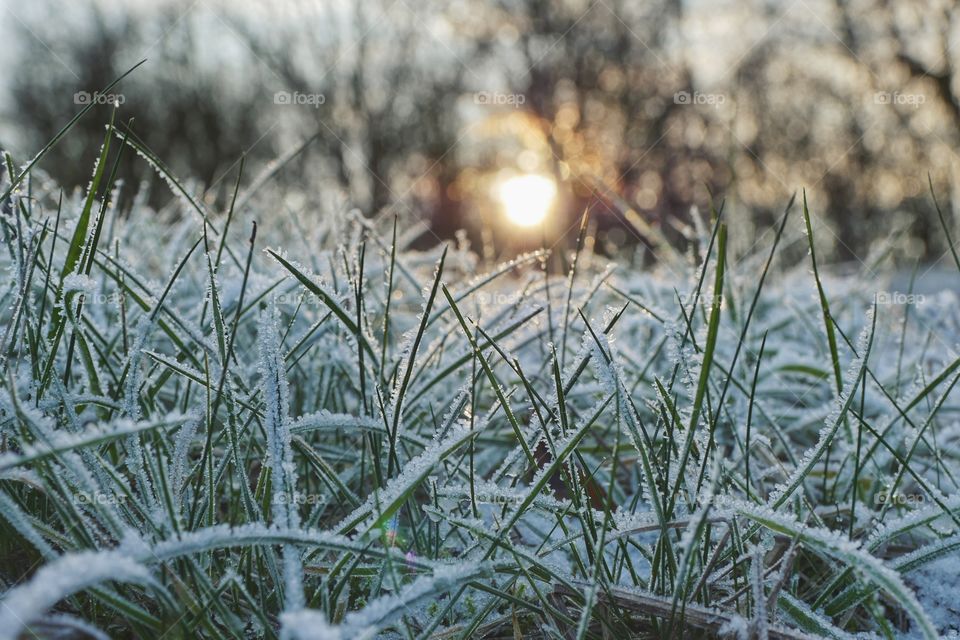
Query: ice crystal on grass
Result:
<box><xmin>1</xmin><ymin>163</ymin><xmax>958</xmax><ymax>638</ymax></box>
<box><xmin>0</xmin><ymin>552</ymin><xmax>153</xmax><ymax>640</ymax></box>
<box><xmin>259</xmin><ymin>304</ymin><xmax>304</xmax><ymax>610</ymax></box>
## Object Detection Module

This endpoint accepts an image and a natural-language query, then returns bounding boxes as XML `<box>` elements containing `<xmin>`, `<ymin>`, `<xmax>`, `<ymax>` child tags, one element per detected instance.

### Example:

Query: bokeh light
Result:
<box><xmin>495</xmin><ymin>174</ymin><xmax>557</xmax><ymax>228</ymax></box>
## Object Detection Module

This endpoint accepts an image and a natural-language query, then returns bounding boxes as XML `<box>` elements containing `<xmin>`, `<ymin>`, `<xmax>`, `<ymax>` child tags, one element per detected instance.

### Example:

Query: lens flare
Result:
<box><xmin>496</xmin><ymin>174</ymin><xmax>557</xmax><ymax>227</ymax></box>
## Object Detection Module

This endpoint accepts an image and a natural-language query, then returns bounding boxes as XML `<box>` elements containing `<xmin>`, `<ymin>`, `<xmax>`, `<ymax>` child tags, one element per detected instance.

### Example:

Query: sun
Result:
<box><xmin>495</xmin><ymin>174</ymin><xmax>557</xmax><ymax>228</ymax></box>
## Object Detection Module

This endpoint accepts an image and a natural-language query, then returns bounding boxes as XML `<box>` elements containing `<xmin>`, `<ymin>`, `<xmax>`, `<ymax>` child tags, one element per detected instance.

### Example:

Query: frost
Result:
<box><xmin>334</xmin><ymin>419</ymin><xmax>479</xmax><ymax>535</ymax></box>
<box><xmin>0</xmin><ymin>414</ymin><xmax>191</xmax><ymax>472</ymax></box>
<box><xmin>908</xmin><ymin>554</ymin><xmax>960</xmax><ymax>634</ymax></box>
<box><xmin>282</xmin><ymin>563</ymin><xmax>492</xmax><ymax>640</ymax></box>
<box><xmin>719</xmin><ymin>614</ymin><xmax>749</xmax><ymax>640</ymax></box>
<box><xmin>750</xmin><ymin>545</ymin><xmax>768</xmax><ymax>640</ymax></box>
<box><xmin>61</xmin><ymin>272</ymin><xmax>95</xmax><ymax>296</ymax></box>
<box><xmin>259</xmin><ymin>305</ymin><xmax>304</xmax><ymax>610</ymax></box>
<box><xmin>0</xmin><ymin>172</ymin><xmax>955</xmax><ymax>639</ymax></box>
<box><xmin>0</xmin><ymin>552</ymin><xmax>153</xmax><ymax>640</ymax></box>
<box><xmin>280</xmin><ymin>609</ymin><xmax>341</xmax><ymax>640</ymax></box>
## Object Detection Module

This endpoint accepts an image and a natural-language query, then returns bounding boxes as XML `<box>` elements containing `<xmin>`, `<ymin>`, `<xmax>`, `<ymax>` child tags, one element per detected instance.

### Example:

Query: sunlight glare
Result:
<box><xmin>496</xmin><ymin>174</ymin><xmax>557</xmax><ymax>228</ymax></box>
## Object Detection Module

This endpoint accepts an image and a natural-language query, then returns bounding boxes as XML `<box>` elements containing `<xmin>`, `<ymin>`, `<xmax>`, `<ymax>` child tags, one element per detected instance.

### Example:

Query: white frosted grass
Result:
<box><xmin>258</xmin><ymin>306</ymin><xmax>299</xmax><ymax>528</ymax></box>
<box><xmin>0</xmin><ymin>552</ymin><xmax>154</xmax><ymax>640</ymax></box>
<box><xmin>105</xmin><ymin>257</ymin><xmax>221</xmax><ymax>362</ymax></box>
<box><xmin>170</xmin><ymin>415</ymin><xmax>199</xmax><ymax>501</ymax></box>
<box><xmin>894</xmin><ymin>532</ymin><xmax>960</xmax><ymax>573</ymax></box>
<box><xmin>259</xmin><ymin>305</ymin><xmax>304</xmax><ymax>610</ymax></box>
<box><xmin>386</xmin><ymin>324</ymin><xmax>420</xmax><ymax>418</ymax></box>
<box><xmin>0</xmin><ymin>414</ymin><xmax>191</xmax><ymax>472</ymax></box>
<box><xmin>3</xmin><ymin>169</ymin><xmax>959</xmax><ymax>638</ymax></box>
<box><xmin>291</xmin><ymin>411</ymin><xmax>384</xmax><ymax>432</ymax></box>
<box><xmin>0</xmin><ymin>520</ymin><xmax>447</xmax><ymax>632</ymax></box>
<box><xmin>587</xmin><ymin>324</ymin><xmax>664</xmax><ymax>521</ymax></box>
<box><xmin>279</xmin><ymin>609</ymin><xmax>341</xmax><ymax>640</ymax></box>
<box><xmin>334</xmin><ymin>419</ymin><xmax>479</xmax><ymax>535</ymax></box>
<box><xmin>58</xmin><ymin>272</ymin><xmax>96</xmax><ymax>319</ymax></box>
<box><xmin>486</xmin><ymin>410</ymin><xmax>547</xmax><ymax>484</ymax></box>
<box><xmin>122</xmin><ymin>314</ymin><xmax>155</xmax><ymax>422</ymax></box>
<box><xmin>766</xmin><ymin>321</ymin><xmax>873</xmax><ymax>510</ymax></box>
<box><xmin>867</xmin><ymin>494</ymin><xmax>960</xmax><ymax>550</ymax></box>
<box><xmin>433</xmin><ymin>250</ymin><xmax>545</xmax><ymax>319</ymax></box>
<box><xmin>778</xmin><ymin>592</ymin><xmax>854</xmax><ymax>639</ymax></box>
<box><xmin>730</xmin><ymin>499</ymin><xmax>938</xmax><ymax>639</ymax></box>
<box><xmin>285</xmin><ymin>563</ymin><xmax>491</xmax><ymax>640</ymax></box>
<box><xmin>34</xmin><ymin>614</ymin><xmax>111</xmax><ymax>640</ymax></box>
<box><xmin>749</xmin><ymin>544</ymin><xmax>769</xmax><ymax>640</ymax></box>
<box><xmin>266</xmin><ymin>249</ymin><xmax>378</xmax><ymax>353</ymax></box>
<box><xmin>493</xmin><ymin>395</ymin><xmax>613</xmax><ymax>550</ymax></box>
<box><xmin>11</xmin><ymin>389</ymin><xmax>128</xmax><ymax>534</ymax></box>
<box><xmin>0</xmin><ymin>491</ymin><xmax>56</xmax><ymax>559</ymax></box>
<box><xmin>663</xmin><ymin>454</ymin><xmax>723</xmax><ymax>626</ymax></box>
<box><xmin>432</xmin><ymin>385</ymin><xmax>470</xmax><ymax>439</ymax></box>
<box><xmin>907</xmin><ymin>555</ymin><xmax>960</xmax><ymax>634</ymax></box>
<box><xmin>147</xmin><ymin>524</ymin><xmax>382</xmax><ymax>561</ymax></box>
<box><xmin>719</xmin><ymin>614</ymin><xmax>750</xmax><ymax>640</ymax></box>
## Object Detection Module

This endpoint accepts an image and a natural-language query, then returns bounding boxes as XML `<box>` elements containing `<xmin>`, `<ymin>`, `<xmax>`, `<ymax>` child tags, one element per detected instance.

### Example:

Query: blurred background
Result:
<box><xmin>1</xmin><ymin>0</ymin><xmax>958</xmax><ymax>264</ymax></box>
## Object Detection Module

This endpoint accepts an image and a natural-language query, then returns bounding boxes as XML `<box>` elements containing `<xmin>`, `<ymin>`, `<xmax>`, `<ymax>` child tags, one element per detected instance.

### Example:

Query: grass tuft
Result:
<box><xmin>0</xmin><ymin>131</ymin><xmax>958</xmax><ymax>639</ymax></box>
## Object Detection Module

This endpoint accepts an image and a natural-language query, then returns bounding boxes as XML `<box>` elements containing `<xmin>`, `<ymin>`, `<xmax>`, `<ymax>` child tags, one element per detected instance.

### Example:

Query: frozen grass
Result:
<box><xmin>1</xmin><ymin>117</ymin><xmax>960</xmax><ymax>639</ymax></box>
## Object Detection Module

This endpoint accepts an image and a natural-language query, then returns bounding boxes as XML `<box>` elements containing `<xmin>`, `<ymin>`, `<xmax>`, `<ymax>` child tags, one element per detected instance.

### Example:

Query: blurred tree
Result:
<box><xmin>228</xmin><ymin>0</ymin><xmax>472</xmax><ymax>228</ymax></box>
<box><xmin>4</xmin><ymin>0</ymin><xmax>958</xmax><ymax>260</ymax></box>
<box><xmin>7</xmin><ymin>0</ymin><xmax>268</xmax><ymax>208</ymax></box>
<box><xmin>727</xmin><ymin>0</ymin><xmax>958</xmax><ymax>259</ymax></box>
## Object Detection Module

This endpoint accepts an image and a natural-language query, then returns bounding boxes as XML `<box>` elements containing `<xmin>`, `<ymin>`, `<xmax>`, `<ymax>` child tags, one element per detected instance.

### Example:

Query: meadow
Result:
<box><xmin>1</xmin><ymin>105</ymin><xmax>959</xmax><ymax>639</ymax></box>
